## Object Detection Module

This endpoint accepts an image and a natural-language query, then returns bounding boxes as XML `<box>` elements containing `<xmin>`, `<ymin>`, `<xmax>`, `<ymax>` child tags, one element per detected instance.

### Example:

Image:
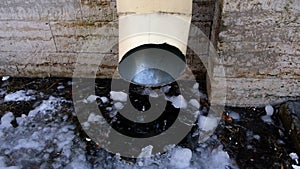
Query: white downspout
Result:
<box><xmin>116</xmin><ymin>0</ymin><xmax>193</xmax><ymax>86</ymax></box>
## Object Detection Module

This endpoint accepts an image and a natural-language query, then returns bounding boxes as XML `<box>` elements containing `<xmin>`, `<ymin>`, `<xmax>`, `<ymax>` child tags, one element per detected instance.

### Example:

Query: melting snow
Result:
<box><xmin>265</xmin><ymin>104</ymin><xmax>274</xmax><ymax>116</ymax></box>
<box><xmin>0</xmin><ymin>89</ymin><xmax>237</xmax><ymax>169</ymax></box>
<box><xmin>2</xmin><ymin>76</ymin><xmax>10</xmax><ymax>81</ymax></box>
<box><xmin>110</xmin><ymin>91</ymin><xmax>128</xmax><ymax>102</ymax></box>
<box><xmin>169</xmin><ymin>148</ymin><xmax>192</xmax><ymax>168</ymax></box>
<box><xmin>228</xmin><ymin>111</ymin><xmax>240</xmax><ymax>120</ymax></box>
<box><xmin>4</xmin><ymin>90</ymin><xmax>36</xmax><ymax>102</ymax></box>
<box><xmin>166</xmin><ymin>95</ymin><xmax>187</xmax><ymax>109</ymax></box>
<box><xmin>189</xmin><ymin>99</ymin><xmax>200</xmax><ymax>109</ymax></box>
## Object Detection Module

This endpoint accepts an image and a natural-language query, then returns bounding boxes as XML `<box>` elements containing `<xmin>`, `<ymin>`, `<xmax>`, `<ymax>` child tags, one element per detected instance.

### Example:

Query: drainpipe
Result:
<box><xmin>116</xmin><ymin>0</ymin><xmax>193</xmax><ymax>86</ymax></box>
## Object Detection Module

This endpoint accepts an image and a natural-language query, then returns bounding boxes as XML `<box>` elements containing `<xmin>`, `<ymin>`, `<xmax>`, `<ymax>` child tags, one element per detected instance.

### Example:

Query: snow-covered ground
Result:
<box><xmin>1</xmin><ymin>78</ymin><xmax>299</xmax><ymax>169</ymax></box>
<box><xmin>0</xmin><ymin>88</ymin><xmax>237</xmax><ymax>169</ymax></box>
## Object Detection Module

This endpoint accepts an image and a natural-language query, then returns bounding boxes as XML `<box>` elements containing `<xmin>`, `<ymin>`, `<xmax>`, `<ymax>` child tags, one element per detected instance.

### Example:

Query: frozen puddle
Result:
<box><xmin>0</xmin><ymin>89</ymin><xmax>237</xmax><ymax>168</ymax></box>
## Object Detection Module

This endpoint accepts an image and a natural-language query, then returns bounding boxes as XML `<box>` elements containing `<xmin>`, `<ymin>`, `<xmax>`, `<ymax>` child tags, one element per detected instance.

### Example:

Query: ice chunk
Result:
<box><xmin>83</xmin><ymin>95</ymin><xmax>99</xmax><ymax>103</ymax></box>
<box><xmin>193</xmin><ymin>83</ymin><xmax>199</xmax><ymax>89</ymax></box>
<box><xmin>189</xmin><ymin>99</ymin><xmax>200</xmax><ymax>109</ymax></box>
<box><xmin>170</xmin><ymin>148</ymin><xmax>192</xmax><ymax>168</ymax></box>
<box><xmin>261</xmin><ymin>115</ymin><xmax>272</xmax><ymax>123</ymax></box>
<box><xmin>265</xmin><ymin>104</ymin><xmax>274</xmax><ymax>116</ymax></box>
<box><xmin>228</xmin><ymin>111</ymin><xmax>240</xmax><ymax>120</ymax></box>
<box><xmin>0</xmin><ymin>112</ymin><xmax>14</xmax><ymax>128</ymax></box>
<box><xmin>100</xmin><ymin>96</ymin><xmax>108</xmax><ymax>103</ymax></box>
<box><xmin>4</xmin><ymin>90</ymin><xmax>36</xmax><ymax>102</ymax></box>
<box><xmin>114</xmin><ymin>102</ymin><xmax>124</xmax><ymax>110</ymax></box>
<box><xmin>290</xmin><ymin>153</ymin><xmax>299</xmax><ymax>160</ymax></box>
<box><xmin>198</xmin><ymin>115</ymin><xmax>219</xmax><ymax>132</ymax></box>
<box><xmin>166</xmin><ymin>95</ymin><xmax>187</xmax><ymax>109</ymax></box>
<box><xmin>2</xmin><ymin>76</ymin><xmax>9</xmax><ymax>81</ymax></box>
<box><xmin>138</xmin><ymin>145</ymin><xmax>153</xmax><ymax>158</ymax></box>
<box><xmin>110</xmin><ymin>91</ymin><xmax>128</xmax><ymax>102</ymax></box>
<box><xmin>293</xmin><ymin>165</ymin><xmax>300</xmax><ymax>169</ymax></box>
<box><xmin>161</xmin><ymin>85</ymin><xmax>171</xmax><ymax>93</ymax></box>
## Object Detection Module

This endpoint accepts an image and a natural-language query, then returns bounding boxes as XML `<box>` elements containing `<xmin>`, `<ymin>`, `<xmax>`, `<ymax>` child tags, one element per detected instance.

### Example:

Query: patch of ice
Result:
<box><xmin>265</xmin><ymin>104</ymin><xmax>274</xmax><ymax>116</ymax></box>
<box><xmin>110</xmin><ymin>91</ymin><xmax>128</xmax><ymax>102</ymax></box>
<box><xmin>169</xmin><ymin>148</ymin><xmax>192</xmax><ymax>169</ymax></box>
<box><xmin>253</xmin><ymin>135</ymin><xmax>261</xmax><ymax>140</ymax></box>
<box><xmin>166</xmin><ymin>95</ymin><xmax>187</xmax><ymax>109</ymax></box>
<box><xmin>290</xmin><ymin>153</ymin><xmax>299</xmax><ymax>160</ymax></box>
<box><xmin>228</xmin><ymin>111</ymin><xmax>240</xmax><ymax>120</ymax></box>
<box><xmin>161</xmin><ymin>85</ymin><xmax>171</xmax><ymax>93</ymax></box>
<box><xmin>83</xmin><ymin>95</ymin><xmax>99</xmax><ymax>103</ymax></box>
<box><xmin>2</xmin><ymin>76</ymin><xmax>10</xmax><ymax>81</ymax></box>
<box><xmin>100</xmin><ymin>96</ymin><xmax>108</xmax><ymax>103</ymax></box>
<box><xmin>4</xmin><ymin>90</ymin><xmax>36</xmax><ymax>102</ymax></box>
<box><xmin>193</xmin><ymin>83</ymin><xmax>199</xmax><ymax>89</ymax></box>
<box><xmin>198</xmin><ymin>115</ymin><xmax>219</xmax><ymax>132</ymax></box>
<box><xmin>138</xmin><ymin>145</ymin><xmax>153</xmax><ymax>158</ymax></box>
<box><xmin>293</xmin><ymin>165</ymin><xmax>300</xmax><ymax>169</ymax></box>
<box><xmin>149</xmin><ymin>91</ymin><xmax>159</xmax><ymax>98</ymax></box>
<box><xmin>28</xmin><ymin>96</ymin><xmax>58</xmax><ymax>117</ymax></box>
<box><xmin>261</xmin><ymin>115</ymin><xmax>273</xmax><ymax>123</ymax></box>
<box><xmin>87</xmin><ymin>113</ymin><xmax>106</xmax><ymax>124</ymax></box>
<box><xmin>0</xmin><ymin>112</ymin><xmax>14</xmax><ymax>128</ymax></box>
<box><xmin>57</xmin><ymin>85</ymin><xmax>65</xmax><ymax>90</ymax></box>
<box><xmin>189</xmin><ymin>99</ymin><xmax>200</xmax><ymax>109</ymax></box>
<box><xmin>114</xmin><ymin>102</ymin><xmax>124</xmax><ymax>110</ymax></box>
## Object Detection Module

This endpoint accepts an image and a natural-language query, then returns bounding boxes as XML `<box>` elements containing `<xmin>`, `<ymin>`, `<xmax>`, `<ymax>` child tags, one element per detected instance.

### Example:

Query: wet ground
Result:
<box><xmin>0</xmin><ymin>77</ymin><xmax>299</xmax><ymax>169</ymax></box>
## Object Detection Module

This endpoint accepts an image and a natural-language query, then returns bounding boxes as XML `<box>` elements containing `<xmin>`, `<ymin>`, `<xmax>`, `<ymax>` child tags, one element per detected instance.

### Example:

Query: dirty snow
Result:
<box><xmin>110</xmin><ymin>91</ymin><xmax>128</xmax><ymax>102</ymax></box>
<box><xmin>4</xmin><ymin>90</ymin><xmax>36</xmax><ymax>102</ymax></box>
<box><xmin>0</xmin><ymin>89</ymin><xmax>237</xmax><ymax>169</ymax></box>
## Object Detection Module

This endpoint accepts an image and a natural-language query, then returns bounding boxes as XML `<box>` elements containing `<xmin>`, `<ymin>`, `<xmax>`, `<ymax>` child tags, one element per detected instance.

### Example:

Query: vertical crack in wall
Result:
<box><xmin>48</xmin><ymin>23</ymin><xmax>58</xmax><ymax>52</ymax></box>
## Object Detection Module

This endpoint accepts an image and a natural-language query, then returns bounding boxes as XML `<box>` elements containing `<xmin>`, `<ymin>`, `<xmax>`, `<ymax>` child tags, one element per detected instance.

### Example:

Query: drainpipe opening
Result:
<box><xmin>118</xmin><ymin>43</ymin><xmax>186</xmax><ymax>87</ymax></box>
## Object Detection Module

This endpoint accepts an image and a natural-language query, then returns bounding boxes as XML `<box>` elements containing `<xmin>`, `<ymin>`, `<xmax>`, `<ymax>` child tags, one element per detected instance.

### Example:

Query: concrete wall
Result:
<box><xmin>0</xmin><ymin>0</ymin><xmax>299</xmax><ymax>106</ymax></box>
<box><xmin>217</xmin><ymin>0</ymin><xmax>300</xmax><ymax>106</ymax></box>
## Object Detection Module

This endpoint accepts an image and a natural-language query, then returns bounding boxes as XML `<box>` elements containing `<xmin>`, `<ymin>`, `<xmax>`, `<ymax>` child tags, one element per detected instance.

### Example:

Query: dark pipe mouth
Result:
<box><xmin>118</xmin><ymin>43</ymin><xmax>186</xmax><ymax>87</ymax></box>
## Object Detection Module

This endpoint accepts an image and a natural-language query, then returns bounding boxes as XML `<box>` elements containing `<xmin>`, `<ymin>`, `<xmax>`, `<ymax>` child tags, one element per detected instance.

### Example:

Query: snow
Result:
<box><xmin>0</xmin><ymin>112</ymin><xmax>14</xmax><ymax>128</ymax></box>
<box><xmin>265</xmin><ymin>104</ymin><xmax>274</xmax><ymax>116</ymax></box>
<box><xmin>110</xmin><ymin>91</ymin><xmax>128</xmax><ymax>102</ymax></box>
<box><xmin>0</xmin><ymin>89</ymin><xmax>238</xmax><ymax>169</ymax></box>
<box><xmin>166</xmin><ymin>95</ymin><xmax>187</xmax><ymax>109</ymax></box>
<box><xmin>198</xmin><ymin>115</ymin><xmax>219</xmax><ymax>132</ymax></box>
<box><xmin>261</xmin><ymin>115</ymin><xmax>273</xmax><ymax>123</ymax></box>
<box><xmin>4</xmin><ymin>90</ymin><xmax>36</xmax><ymax>102</ymax></box>
<box><xmin>161</xmin><ymin>85</ymin><xmax>171</xmax><ymax>93</ymax></box>
<box><xmin>2</xmin><ymin>76</ymin><xmax>10</xmax><ymax>81</ymax></box>
<box><xmin>100</xmin><ymin>96</ymin><xmax>108</xmax><ymax>103</ymax></box>
<box><xmin>228</xmin><ymin>111</ymin><xmax>240</xmax><ymax>120</ymax></box>
<box><xmin>193</xmin><ymin>83</ymin><xmax>199</xmax><ymax>90</ymax></box>
<box><xmin>83</xmin><ymin>95</ymin><xmax>99</xmax><ymax>103</ymax></box>
<box><xmin>169</xmin><ymin>148</ymin><xmax>192</xmax><ymax>168</ymax></box>
<box><xmin>290</xmin><ymin>153</ymin><xmax>299</xmax><ymax>164</ymax></box>
<box><xmin>114</xmin><ymin>102</ymin><xmax>124</xmax><ymax>110</ymax></box>
<box><xmin>293</xmin><ymin>165</ymin><xmax>300</xmax><ymax>169</ymax></box>
<box><xmin>138</xmin><ymin>145</ymin><xmax>153</xmax><ymax>158</ymax></box>
<box><xmin>189</xmin><ymin>99</ymin><xmax>200</xmax><ymax>109</ymax></box>
<box><xmin>290</xmin><ymin>153</ymin><xmax>299</xmax><ymax>160</ymax></box>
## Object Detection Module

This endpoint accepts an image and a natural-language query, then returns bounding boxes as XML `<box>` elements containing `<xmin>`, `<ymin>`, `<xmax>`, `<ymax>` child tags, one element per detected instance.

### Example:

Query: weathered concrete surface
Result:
<box><xmin>0</xmin><ymin>0</ymin><xmax>299</xmax><ymax>106</ymax></box>
<box><xmin>216</xmin><ymin>0</ymin><xmax>300</xmax><ymax>106</ymax></box>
